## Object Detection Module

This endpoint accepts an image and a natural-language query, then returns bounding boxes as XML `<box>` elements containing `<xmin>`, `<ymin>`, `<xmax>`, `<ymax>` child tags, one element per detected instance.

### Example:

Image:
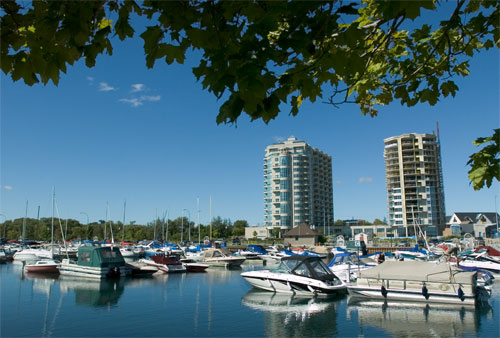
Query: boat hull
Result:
<box><xmin>347</xmin><ymin>285</ymin><xmax>476</xmax><ymax>306</ymax></box>
<box><xmin>139</xmin><ymin>259</ymin><xmax>186</xmax><ymax>273</ymax></box>
<box><xmin>59</xmin><ymin>260</ymin><xmax>129</xmax><ymax>279</ymax></box>
<box><xmin>25</xmin><ymin>265</ymin><xmax>59</xmax><ymax>273</ymax></box>
<box><xmin>241</xmin><ymin>270</ymin><xmax>346</xmax><ymax>296</ymax></box>
<box><xmin>203</xmin><ymin>257</ymin><xmax>246</xmax><ymax>268</ymax></box>
<box><xmin>184</xmin><ymin>262</ymin><xmax>209</xmax><ymax>272</ymax></box>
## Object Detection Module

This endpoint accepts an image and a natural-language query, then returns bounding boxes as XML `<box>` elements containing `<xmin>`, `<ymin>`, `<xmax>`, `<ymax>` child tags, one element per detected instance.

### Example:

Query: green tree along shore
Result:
<box><xmin>1</xmin><ymin>0</ymin><xmax>498</xmax><ymax>189</ymax></box>
<box><xmin>0</xmin><ymin>217</ymin><xmax>249</xmax><ymax>242</ymax></box>
<box><xmin>0</xmin><ymin>217</ymin><xmax>387</xmax><ymax>242</ymax></box>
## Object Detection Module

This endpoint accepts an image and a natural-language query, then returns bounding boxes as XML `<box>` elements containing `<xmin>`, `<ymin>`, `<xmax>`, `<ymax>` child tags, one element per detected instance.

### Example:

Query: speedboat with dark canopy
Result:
<box><xmin>241</xmin><ymin>255</ymin><xmax>346</xmax><ymax>296</ymax></box>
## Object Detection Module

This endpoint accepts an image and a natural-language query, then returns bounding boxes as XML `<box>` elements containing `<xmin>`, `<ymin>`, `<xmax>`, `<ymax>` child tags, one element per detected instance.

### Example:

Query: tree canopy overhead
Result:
<box><xmin>1</xmin><ymin>0</ymin><xmax>498</xmax><ymax>188</ymax></box>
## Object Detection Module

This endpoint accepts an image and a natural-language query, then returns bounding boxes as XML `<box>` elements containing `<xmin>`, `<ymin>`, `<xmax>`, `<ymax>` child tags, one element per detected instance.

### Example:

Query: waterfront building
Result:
<box><xmin>446</xmin><ymin>212</ymin><xmax>500</xmax><ymax>238</ymax></box>
<box><xmin>264</xmin><ymin>137</ymin><xmax>333</xmax><ymax>235</ymax></box>
<box><xmin>384</xmin><ymin>133</ymin><xmax>446</xmax><ymax>236</ymax></box>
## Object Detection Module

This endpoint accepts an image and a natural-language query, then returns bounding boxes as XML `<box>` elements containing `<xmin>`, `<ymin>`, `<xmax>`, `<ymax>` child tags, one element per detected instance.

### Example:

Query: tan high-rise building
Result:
<box><xmin>264</xmin><ymin>137</ymin><xmax>333</xmax><ymax>233</ymax></box>
<box><xmin>384</xmin><ymin>133</ymin><xmax>446</xmax><ymax>236</ymax></box>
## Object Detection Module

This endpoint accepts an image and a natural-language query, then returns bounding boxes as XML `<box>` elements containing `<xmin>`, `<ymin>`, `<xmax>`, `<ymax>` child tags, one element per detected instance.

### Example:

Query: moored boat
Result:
<box><xmin>142</xmin><ymin>254</ymin><xmax>187</xmax><ymax>273</ymax></box>
<box><xmin>120</xmin><ymin>246</ymin><xmax>139</xmax><ymax>258</ymax></box>
<box><xmin>59</xmin><ymin>246</ymin><xmax>129</xmax><ymax>279</ymax></box>
<box><xmin>24</xmin><ymin>259</ymin><xmax>60</xmax><ymax>273</ymax></box>
<box><xmin>347</xmin><ymin>260</ymin><xmax>490</xmax><ymax>306</ymax></box>
<box><xmin>202</xmin><ymin>248</ymin><xmax>246</xmax><ymax>268</ymax></box>
<box><xmin>183</xmin><ymin>261</ymin><xmax>210</xmax><ymax>272</ymax></box>
<box><xmin>241</xmin><ymin>255</ymin><xmax>346</xmax><ymax>296</ymax></box>
<box><xmin>327</xmin><ymin>251</ymin><xmax>377</xmax><ymax>283</ymax></box>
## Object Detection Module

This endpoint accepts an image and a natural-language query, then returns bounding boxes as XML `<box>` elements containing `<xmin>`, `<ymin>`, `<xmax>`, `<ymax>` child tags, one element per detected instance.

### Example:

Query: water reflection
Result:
<box><xmin>23</xmin><ymin>272</ymin><xmax>58</xmax><ymax>296</ymax></box>
<box><xmin>59</xmin><ymin>277</ymin><xmax>124</xmax><ymax>308</ymax></box>
<box><xmin>347</xmin><ymin>297</ymin><xmax>493</xmax><ymax>337</ymax></box>
<box><xmin>242</xmin><ymin>290</ymin><xmax>340</xmax><ymax>337</ymax></box>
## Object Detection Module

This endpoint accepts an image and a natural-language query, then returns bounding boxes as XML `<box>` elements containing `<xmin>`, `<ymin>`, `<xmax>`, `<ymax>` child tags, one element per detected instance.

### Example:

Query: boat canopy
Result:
<box><xmin>358</xmin><ymin>261</ymin><xmax>476</xmax><ymax>284</ymax></box>
<box><xmin>272</xmin><ymin>256</ymin><xmax>336</xmax><ymax>281</ymax></box>
<box><xmin>247</xmin><ymin>245</ymin><xmax>268</xmax><ymax>254</ymax></box>
<box><xmin>77</xmin><ymin>246</ymin><xmax>125</xmax><ymax>268</ymax></box>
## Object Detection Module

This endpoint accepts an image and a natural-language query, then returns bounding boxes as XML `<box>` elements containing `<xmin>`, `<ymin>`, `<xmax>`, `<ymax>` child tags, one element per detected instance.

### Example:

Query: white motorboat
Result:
<box><xmin>347</xmin><ymin>260</ymin><xmax>490</xmax><ymax>306</ymax></box>
<box><xmin>201</xmin><ymin>248</ymin><xmax>246</xmax><ymax>268</ymax></box>
<box><xmin>13</xmin><ymin>248</ymin><xmax>43</xmax><ymax>261</ymax></box>
<box><xmin>119</xmin><ymin>246</ymin><xmax>139</xmax><ymax>258</ymax></box>
<box><xmin>327</xmin><ymin>251</ymin><xmax>377</xmax><ymax>283</ymax></box>
<box><xmin>453</xmin><ymin>252</ymin><xmax>500</xmax><ymax>274</ymax></box>
<box><xmin>235</xmin><ymin>249</ymin><xmax>260</xmax><ymax>260</ymax></box>
<box><xmin>241</xmin><ymin>255</ymin><xmax>346</xmax><ymax>296</ymax></box>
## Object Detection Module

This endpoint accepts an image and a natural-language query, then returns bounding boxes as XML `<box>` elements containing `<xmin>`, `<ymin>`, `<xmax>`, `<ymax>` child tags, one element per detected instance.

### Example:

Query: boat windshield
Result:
<box><xmin>309</xmin><ymin>259</ymin><xmax>334</xmax><ymax>278</ymax></box>
<box><xmin>271</xmin><ymin>259</ymin><xmax>299</xmax><ymax>273</ymax></box>
<box><xmin>271</xmin><ymin>258</ymin><xmax>333</xmax><ymax>279</ymax></box>
<box><xmin>332</xmin><ymin>253</ymin><xmax>360</xmax><ymax>265</ymax></box>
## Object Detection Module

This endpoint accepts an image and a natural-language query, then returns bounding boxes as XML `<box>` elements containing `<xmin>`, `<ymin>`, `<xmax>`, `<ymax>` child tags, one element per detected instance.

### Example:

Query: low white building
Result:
<box><xmin>244</xmin><ymin>226</ymin><xmax>269</xmax><ymax>240</ymax></box>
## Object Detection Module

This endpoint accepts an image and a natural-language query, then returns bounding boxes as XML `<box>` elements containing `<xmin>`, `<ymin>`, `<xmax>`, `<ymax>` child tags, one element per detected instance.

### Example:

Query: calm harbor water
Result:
<box><xmin>1</xmin><ymin>260</ymin><xmax>499</xmax><ymax>337</ymax></box>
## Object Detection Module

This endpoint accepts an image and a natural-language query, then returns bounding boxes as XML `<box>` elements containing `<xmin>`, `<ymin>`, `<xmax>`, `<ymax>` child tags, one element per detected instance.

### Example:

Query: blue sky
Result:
<box><xmin>1</xmin><ymin>12</ymin><xmax>499</xmax><ymax>227</ymax></box>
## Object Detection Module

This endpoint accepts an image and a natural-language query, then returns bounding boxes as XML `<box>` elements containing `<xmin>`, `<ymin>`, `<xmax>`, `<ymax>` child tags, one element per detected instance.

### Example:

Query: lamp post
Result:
<box><xmin>183</xmin><ymin>209</ymin><xmax>191</xmax><ymax>242</ymax></box>
<box><xmin>80</xmin><ymin>212</ymin><xmax>89</xmax><ymax>238</ymax></box>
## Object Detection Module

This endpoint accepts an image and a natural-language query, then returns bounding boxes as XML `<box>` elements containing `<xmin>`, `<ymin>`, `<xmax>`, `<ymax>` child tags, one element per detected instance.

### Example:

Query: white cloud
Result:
<box><xmin>358</xmin><ymin>177</ymin><xmax>373</xmax><ymax>184</ymax></box>
<box><xmin>140</xmin><ymin>95</ymin><xmax>161</xmax><ymax>102</ymax></box>
<box><xmin>120</xmin><ymin>95</ymin><xmax>161</xmax><ymax>108</ymax></box>
<box><xmin>273</xmin><ymin>136</ymin><xmax>285</xmax><ymax>143</ymax></box>
<box><xmin>87</xmin><ymin>76</ymin><xmax>94</xmax><ymax>83</ymax></box>
<box><xmin>335</xmin><ymin>180</ymin><xmax>342</xmax><ymax>185</ymax></box>
<box><xmin>130</xmin><ymin>83</ymin><xmax>145</xmax><ymax>93</ymax></box>
<box><xmin>119</xmin><ymin>98</ymin><xmax>143</xmax><ymax>107</ymax></box>
<box><xmin>3</xmin><ymin>185</ymin><xmax>13</xmax><ymax>190</ymax></box>
<box><xmin>99</xmin><ymin>82</ymin><xmax>116</xmax><ymax>92</ymax></box>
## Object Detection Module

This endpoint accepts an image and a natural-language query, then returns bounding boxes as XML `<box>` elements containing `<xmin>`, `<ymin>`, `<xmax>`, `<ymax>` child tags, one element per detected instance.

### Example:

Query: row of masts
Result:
<box><xmin>20</xmin><ymin>192</ymin><xmax>215</xmax><ymax>245</ymax></box>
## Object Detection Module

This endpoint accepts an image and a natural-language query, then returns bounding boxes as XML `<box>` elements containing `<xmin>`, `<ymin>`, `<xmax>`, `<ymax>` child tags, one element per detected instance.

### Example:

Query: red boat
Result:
<box><xmin>24</xmin><ymin>260</ymin><xmax>60</xmax><ymax>273</ymax></box>
<box><xmin>183</xmin><ymin>261</ymin><xmax>209</xmax><ymax>272</ymax></box>
<box><xmin>475</xmin><ymin>246</ymin><xmax>500</xmax><ymax>257</ymax></box>
<box><xmin>146</xmin><ymin>254</ymin><xmax>186</xmax><ymax>273</ymax></box>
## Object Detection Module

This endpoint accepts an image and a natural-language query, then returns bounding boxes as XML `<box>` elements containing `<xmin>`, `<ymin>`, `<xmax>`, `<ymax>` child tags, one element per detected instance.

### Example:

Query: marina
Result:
<box><xmin>1</xmin><ymin>255</ymin><xmax>499</xmax><ymax>337</ymax></box>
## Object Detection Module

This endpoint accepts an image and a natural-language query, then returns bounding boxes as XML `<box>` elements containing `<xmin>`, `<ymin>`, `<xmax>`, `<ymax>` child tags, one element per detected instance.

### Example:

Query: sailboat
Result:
<box><xmin>25</xmin><ymin>188</ymin><xmax>60</xmax><ymax>273</ymax></box>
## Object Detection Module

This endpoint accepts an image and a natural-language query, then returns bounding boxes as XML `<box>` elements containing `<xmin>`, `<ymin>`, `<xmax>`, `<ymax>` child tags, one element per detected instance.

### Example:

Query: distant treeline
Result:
<box><xmin>0</xmin><ymin>217</ymin><xmax>248</xmax><ymax>242</ymax></box>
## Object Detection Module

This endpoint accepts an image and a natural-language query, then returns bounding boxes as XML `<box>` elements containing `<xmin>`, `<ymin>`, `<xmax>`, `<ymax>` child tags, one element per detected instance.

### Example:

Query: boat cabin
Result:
<box><xmin>273</xmin><ymin>256</ymin><xmax>337</xmax><ymax>282</ymax></box>
<box><xmin>203</xmin><ymin>248</ymin><xmax>233</xmax><ymax>258</ymax></box>
<box><xmin>77</xmin><ymin>246</ymin><xmax>126</xmax><ymax>268</ymax></box>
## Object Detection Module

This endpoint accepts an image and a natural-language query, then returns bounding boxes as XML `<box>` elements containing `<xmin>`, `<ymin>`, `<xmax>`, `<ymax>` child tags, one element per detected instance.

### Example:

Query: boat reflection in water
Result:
<box><xmin>347</xmin><ymin>297</ymin><xmax>493</xmax><ymax>337</ymax></box>
<box><xmin>241</xmin><ymin>290</ymin><xmax>340</xmax><ymax>337</ymax></box>
<box><xmin>23</xmin><ymin>272</ymin><xmax>59</xmax><ymax>296</ymax></box>
<box><xmin>59</xmin><ymin>277</ymin><xmax>125</xmax><ymax>308</ymax></box>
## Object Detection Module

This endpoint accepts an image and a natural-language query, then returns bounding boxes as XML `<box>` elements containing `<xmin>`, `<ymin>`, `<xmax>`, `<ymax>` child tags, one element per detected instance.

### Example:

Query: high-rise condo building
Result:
<box><xmin>264</xmin><ymin>137</ymin><xmax>333</xmax><ymax>232</ymax></box>
<box><xmin>384</xmin><ymin>133</ymin><xmax>446</xmax><ymax>236</ymax></box>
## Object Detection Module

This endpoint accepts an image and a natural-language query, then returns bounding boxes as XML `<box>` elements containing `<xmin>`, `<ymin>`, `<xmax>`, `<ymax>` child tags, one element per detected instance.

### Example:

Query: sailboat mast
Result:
<box><xmin>51</xmin><ymin>187</ymin><xmax>55</xmax><ymax>258</ymax></box>
<box><xmin>22</xmin><ymin>200</ymin><xmax>28</xmax><ymax>241</ymax></box>
<box><xmin>122</xmin><ymin>199</ymin><xmax>126</xmax><ymax>242</ymax></box>
<box><xmin>108</xmin><ymin>202</ymin><xmax>115</xmax><ymax>246</ymax></box>
<box><xmin>197</xmin><ymin>197</ymin><xmax>200</xmax><ymax>245</ymax></box>
<box><xmin>165</xmin><ymin>210</ymin><xmax>169</xmax><ymax>243</ymax></box>
<box><xmin>104</xmin><ymin>202</ymin><xmax>108</xmax><ymax>241</ymax></box>
<box><xmin>209</xmin><ymin>195</ymin><xmax>212</xmax><ymax>241</ymax></box>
